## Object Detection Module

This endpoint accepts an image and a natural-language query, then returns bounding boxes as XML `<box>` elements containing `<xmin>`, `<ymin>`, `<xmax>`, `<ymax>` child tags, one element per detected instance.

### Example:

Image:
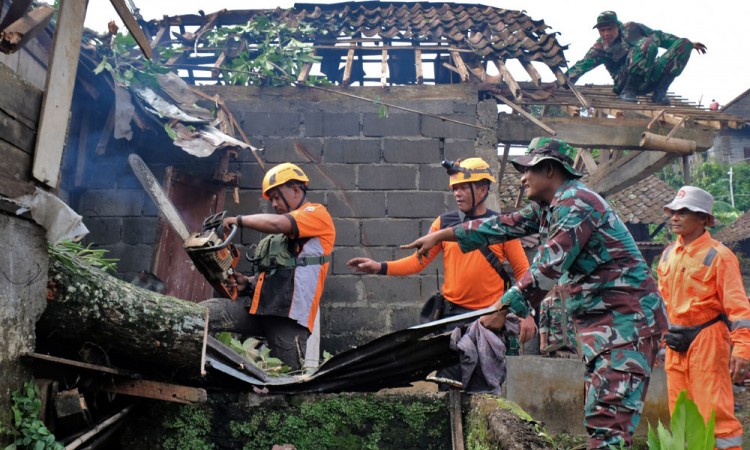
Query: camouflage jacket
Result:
<box><xmin>566</xmin><ymin>21</ymin><xmax>685</xmax><ymax>85</ymax></box>
<box><xmin>539</xmin><ymin>289</ymin><xmax>578</xmax><ymax>352</ymax></box>
<box><xmin>453</xmin><ymin>179</ymin><xmax>668</xmax><ymax>362</ymax></box>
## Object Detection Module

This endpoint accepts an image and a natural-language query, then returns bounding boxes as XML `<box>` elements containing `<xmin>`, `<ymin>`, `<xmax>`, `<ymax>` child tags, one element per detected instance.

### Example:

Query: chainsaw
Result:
<box><xmin>128</xmin><ymin>154</ymin><xmax>241</xmax><ymax>299</ymax></box>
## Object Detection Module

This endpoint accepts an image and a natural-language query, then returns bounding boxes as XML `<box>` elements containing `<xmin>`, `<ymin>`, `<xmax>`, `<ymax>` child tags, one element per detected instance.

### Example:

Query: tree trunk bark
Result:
<box><xmin>38</xmin><ymin>258</ymin><xmax>208</xmax><ymax>378</ymax></box>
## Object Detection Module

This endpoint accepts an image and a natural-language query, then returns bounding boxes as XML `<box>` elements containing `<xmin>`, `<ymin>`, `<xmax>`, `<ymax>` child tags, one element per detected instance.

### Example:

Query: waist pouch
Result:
<box><xmin>420</xmin><ymin>293</ymin><xmax>445</xmax><ymax>324</ymax></box>
<box><xmin>665</xmin><ymin>313</ymin><xmax>728</xmax><ymax>353</ymax></box>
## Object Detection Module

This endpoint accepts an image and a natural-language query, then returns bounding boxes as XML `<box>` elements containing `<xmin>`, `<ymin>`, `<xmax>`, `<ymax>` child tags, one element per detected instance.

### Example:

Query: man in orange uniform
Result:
<box><xmin>658</xmin><ymin>186</ymin><xmax>750</xmax><ymax>450</ymax></box>
<box><xmin>347</xmin><ymin>158</ymin><xmax>533</xmax><ymax>381</ymax></box>
<box><xmin>207</xmin><ymin>163</ymin><xmax>335</xmax><ymax>371</ymax></box>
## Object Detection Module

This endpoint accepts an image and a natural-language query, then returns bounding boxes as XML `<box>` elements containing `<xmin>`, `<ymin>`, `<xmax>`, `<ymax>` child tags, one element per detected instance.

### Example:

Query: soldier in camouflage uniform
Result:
<box><xmin>403</xmin><ymin>137</ymin><xmax>668</xmax><ymax>449</ymax></box>
<box><xmin>565</xmin><ymin>11</ymin><xmax>707</xmax><ymax>105</ymax></box>
<box><xmin>539</xmin><ymin>284</ymin><xmax>578</xmax><ymax>357</ymax></box>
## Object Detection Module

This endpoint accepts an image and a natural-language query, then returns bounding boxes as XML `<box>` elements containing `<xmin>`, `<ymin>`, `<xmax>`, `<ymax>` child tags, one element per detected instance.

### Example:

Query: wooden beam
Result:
<box><xmin>450</xmin><ymin>50</ymin><xmax>470</xmax><ymax>82</ymax></box>
<box><xmin>646</xmin><ymin>109</ymin><xmax>666</xmax><ymax>130</ymax></box>
<box><xmin>342</xmin><ymin>43</ymin><xmax>355</xmax><ymax>86</ymax></box>
<box><xmin>98</xmin><ymin>379</ymin><xmax>208</xmax><ymax>404</ymax></box>
<box><xmin>32</xmin><ymin>0</ymin><xmax>87</xmax><ymax>188</ymax></box>
<box><xmin>493</xmin><ymin>94</ymin><xmax>556</xmax><ymax>136</ymax></box>
<box><xmin>553</xmin><ymin>68</ymin><xmax>590</xmax><ymax>110</ymax></box>
<box><xmin>495</xmin><ymin>59</ymin><xmax>522</xmax><ymax>100</ymax></box>
<box><xmin>0</xmin><ymin>5</ymin><xmax>54</xmax><ymax>54</ymax></box>
<box><xmin>665</xmin><ymin>116</ymin><xmax>687</xmax><ymax>140</ymax></box>
<box><xmin>518</xmin><ymin>59</ymin><xmax>542</xmax><ymax>86</ymax></box>
<box><xmin>449</xmin><ymin>390</ymin><xmax>465</xmax><ymax>450</ymax></box>
<box><xmin>415</xmin><ymin>48</ymin><xmax>423</xmax><ymax>84</ymax></box>
<box><xmin>589</xmin><ymin>150</ymin><xmax>677</xmax><ymax>197</ymax></box>
<box><xmin>497</xmin><ymin>143</ymin><xmax>511</xmax><ymax>186</ymax></box>
<box><xmin>23</xmin><ymin>352</ymin><xmax>139</xmax><ymax>377</ymax></box>
<box><xmin>381</xmin><ymin>48</ymin><xmax>388</xmax><ymax>87</ymax></box>
<box><xmin>0</xmin><ymin>0</ymin><xmax>32</xmax><ymax>31</ymax></box>
<box><xmin>578</xmin><ymin>148</ymin><xmax>598</xmax><ymax>174</ymax></box>
<box><xmin>496</xmin><ymin>115</ymin><xmax>716</xmax><ymax>150</ymax></box>
<box><xmin>108</xmin><ymin>0</ymin><xmax>152</xmax><ymax>59</ymax></box>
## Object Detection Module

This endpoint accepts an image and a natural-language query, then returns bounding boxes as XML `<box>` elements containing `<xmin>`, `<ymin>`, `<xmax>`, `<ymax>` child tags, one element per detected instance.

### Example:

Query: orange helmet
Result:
<box><xmin>446</xmin><ymin>157</ymin><xmax>496</xmax><ymax>187</ymax></box>
<box><xmin>262</xmin><ymin>163</ymin><xmax>309</xmax><ymax>199</ymax></box>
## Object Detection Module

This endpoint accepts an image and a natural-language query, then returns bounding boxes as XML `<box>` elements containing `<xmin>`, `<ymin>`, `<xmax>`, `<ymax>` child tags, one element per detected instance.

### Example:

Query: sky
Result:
<box><xmin>78</xmin><ymin>0</ymin><xmax>750</xmax><ymax>107</ymax></box>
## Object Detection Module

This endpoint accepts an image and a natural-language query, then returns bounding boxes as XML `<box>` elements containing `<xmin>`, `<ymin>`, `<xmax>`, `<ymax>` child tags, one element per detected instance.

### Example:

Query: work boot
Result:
<box><xmin>619</xmin><ymin>74</ymin><xmax>643</xmax><ymax>102</ymax></box>
<box><xmin>651</xmin><ymin>75</ymin><xmax>675</xmax><ymax>105</ymax></box>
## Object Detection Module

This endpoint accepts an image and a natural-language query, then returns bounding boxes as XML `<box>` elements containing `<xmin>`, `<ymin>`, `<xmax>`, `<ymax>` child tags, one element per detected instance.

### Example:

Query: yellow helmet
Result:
<box><xmin>445</xmin><ymin>157</ymin><xmax>496</xmax><ymax>187</ymax></box>
<box><xmin>262</xmin><ymin>163</ymin><xmax>309</xmax><ymax>199</ymax></box>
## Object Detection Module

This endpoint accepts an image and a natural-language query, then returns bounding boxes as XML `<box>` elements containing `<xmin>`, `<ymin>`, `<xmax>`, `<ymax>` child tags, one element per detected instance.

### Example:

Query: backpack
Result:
<box><xmin>249</xmin><ymin>233</ymin><xmax>331</xmax><ymax>276</ymax></box>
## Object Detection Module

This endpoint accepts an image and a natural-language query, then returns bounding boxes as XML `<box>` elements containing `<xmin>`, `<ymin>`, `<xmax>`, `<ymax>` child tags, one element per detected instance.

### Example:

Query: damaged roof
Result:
<box><xmin>714</xmin><ymin>210</ymin><xmax>750</xmax><ymax>244</ymax></box>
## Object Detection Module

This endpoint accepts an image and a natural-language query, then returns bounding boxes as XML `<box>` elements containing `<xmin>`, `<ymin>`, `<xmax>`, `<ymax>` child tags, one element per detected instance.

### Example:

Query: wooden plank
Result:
<box><xmin>108</xmin><ymin>0</ymin><xmax>152</xmax><ymax>59</ymax></box>
<box><xmin>518</xmin><ymin>59</ymin><xmax>542</xmax><ymax>86</ymax></box>
<box><xmin>0</xmin><ymin>0</ymin><xmax>32</xmax><ymax>31</ymax></box>
<box><xmin>497</xmin><ymin>143</ymin><xmax>511</xmax><ymax>187</ymax></box>
<box><xmin>0</xmin><ymin>5</ymin><xmax>55</xmax><ymax>54</ymax></box>
<box><xmin>493</xmin><ymin>93</ymin><xmax>556</xmax><ymax>136</ymax></box>
<box><xmin>98</xmin><ymin>380</ymin><xmax>207</xmax><ymax>404</ymax></box>
<box><xmin>495</xmin><ymin>59</ymin><xmax>522</xmax><ymax>100</ymax></box>
<box><xmin>647</xmin><ymin>109</ymin><xmax>666</xmax><ymax>130</ymax></box>
<box><xmin>589</xmin><ymin>150</ymin><xmax>676</xmax><ymax>197</ymax></box>
<box><xmin>495</xmin><ymin>115</ymin><xmax>716</xmax><ymax>150</ymax></box>
<box><xmin>552</xmin><ymin>67</ymin><xmax>590</xmax><ymax>110</ymax></box>
<box><xmin>415</xmin><ymin>48</ymin><xmax>423</xmax><ymax>84</ymax></box>
<box><xmin>449</xmin><ymin>390</ymin><xmax>465</xmax><ymax>450</ymax></box>
<box><xmin>23</xmin><ymin>352</ymin><xmax>138</xmax><ymax>377</ymax></box>
<box><xmin>0</xmin><ymin>106</ymin><xmax>35</xmax><ymax>152</ymax></box>
<box><xmin>0</xmin><ymin>58</ymin><xmax>42</xmax><ymax>130</ymax></box>
<box><xmin>579</xmin><ymin>148</ymin><xmax>598</xmax><ymax>174</ymax></box>
<box><xmin>449</xmin><ymin>50</ymin><xmax>469</xmax><ymax>82</ymax></box>
<box><xmin>342</xmin><ymin>43</ymin><xmax>356</xmax><ymax>86</ymax></box>
<box><xmin>297</xmin><ymin>62</ymin><xmax>313</xmax><ymax>83</ymax></box>
<box><xmin>665</xmin><ymin>116</ymin><xmax>687</xmax><ymax>140</ymax></box>
<box><xmin>381</xmin><ymin>48</ymin><xmax>387</xmax><ymax>87</ymax></box>
<box><xmin>32</xmin><ymin>0</ymin><xmax>87</xmax><ymax>188</ymax></box>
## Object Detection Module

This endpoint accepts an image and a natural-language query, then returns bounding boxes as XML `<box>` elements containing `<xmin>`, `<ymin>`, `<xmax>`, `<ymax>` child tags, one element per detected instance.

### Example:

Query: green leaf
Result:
<box><xmin>93</xmin><ymin>59</ymin><xmax>112</xmax><ymax>75</ymax></box>
<box><xmin>163</xmin><ymin>123</ymin><xmax>177</xmax><ymax>140</ymax></box>
<box><xmin>215</xmin><ymin>332</ymin><xmax>233</xmax><ymax>346</ymax></box>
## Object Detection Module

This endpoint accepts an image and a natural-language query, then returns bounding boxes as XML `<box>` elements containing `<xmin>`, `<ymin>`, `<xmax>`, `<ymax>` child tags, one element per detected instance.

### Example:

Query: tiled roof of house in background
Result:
<box><xmin>496</xmin><ymin>172</ymin><xmax>675</xmax><ymax>225</ymax></box>
<box><xmin>714</xmin><ymin>210</ymin><xmax>750</xmax><ymax>244</ymax></box>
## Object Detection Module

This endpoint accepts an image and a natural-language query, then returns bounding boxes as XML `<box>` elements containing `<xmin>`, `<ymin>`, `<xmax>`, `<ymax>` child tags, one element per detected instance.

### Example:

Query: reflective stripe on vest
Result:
<box><xmin>702</xmin><ymin>247</ymin><xmax>718</xmax><ymax>267</ymax></box>
<box><xmin>715</xmin><ymin>435</ymin><xmax>742</xmax><ymax>449</ymax></box>
<box><xmin>661</xmin><ymin>243</ymin><xmax>676</xmax><ymax>263</ymax></box>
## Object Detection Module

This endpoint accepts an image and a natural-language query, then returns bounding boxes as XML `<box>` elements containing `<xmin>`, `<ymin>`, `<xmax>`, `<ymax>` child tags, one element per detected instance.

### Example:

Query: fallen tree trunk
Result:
<box><xmin>38</xmin><ymin>254</ymin><xmax>208</xmax><ymax>378</ymax></box>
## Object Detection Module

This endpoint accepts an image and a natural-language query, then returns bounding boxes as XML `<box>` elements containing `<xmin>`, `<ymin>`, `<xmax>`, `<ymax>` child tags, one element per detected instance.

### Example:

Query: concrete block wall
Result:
<box><xmin>204</xmin><ymin>84</ymin><xmax>485</xmax><ymax>354</ymax></box>
<box><xmin>70</xmin><ymin>84</ymin><xmax>491</xmax><ymax>357</ymax></box>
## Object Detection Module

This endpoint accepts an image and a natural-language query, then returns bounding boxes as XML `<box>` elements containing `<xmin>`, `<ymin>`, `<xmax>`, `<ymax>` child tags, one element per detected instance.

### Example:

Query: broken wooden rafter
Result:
<box><xmin>0</xmin><ymin>5</ymin><xmax>54</xmax><ymax>54</ymax></box>
<box><xmin>589</xmin><ymin>150</ymin><xmax>676</xmax><ymax>197</ymax></box>
<box><xmin>108</xmin><ymin>0</ymin><xmax>152</xmax><ymax>59</ymax></box>
<box><xmin>415</xmin><ymin>48</ymin><xmax>423</xmax><ymax>84</ymax></box>
<box><xmin>492</xmin><ymin>93</ymin><xmax>556</xmax><ymax>136</ymax></box>
<box><xmin>99</xmin><ymin>379</ymin><xmax>208</xmax><ymax>404</ymax></box>
<box><xmin>578</xmin><ymin>148</ymin><xmax>599</xmax><ymax>174</ymax></box>
<box><xmin>518</xmin><ymin>59</ymin><xmax>542</xmax><ymax>86</ymax></box>
<box><xmin>297</xmin><ymin>50</ymin><xmax>315</xmax><ymax>83</ymax></box>
<box><xmin>646</xmin><ymin>108</ymin><xmax>666</xmax><ymax>130</ymax></box>
<box><xmin>450</xmin><ymin>50</ymin><xmax>470</xmax><ymax>82</ymax></box>
<box><xmin>495</xmin><ymin>59</ymin><xmax>522</xmax><ymax>101</ymax></box>
<box><xmin>665</xmin><ymin>115</ymin><xmax>687</xmax><ymax>140</ymax></box>
<box><xmin>342</xmin><ymin>43</ymin><xmax>356</xmax><ymax>87</ymax></box>
<box><xmin>552</xmin><ymin>68</ymin><xmax>590</xmax><ymax>110</ymax></box>
<box><xmin>381</xmin><ymin>48</ymin><xmax>388</xmax><ymax>87</ymax></box>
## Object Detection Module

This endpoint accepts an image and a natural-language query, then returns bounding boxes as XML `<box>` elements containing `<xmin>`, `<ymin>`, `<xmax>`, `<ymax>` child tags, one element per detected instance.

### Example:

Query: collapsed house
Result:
<box><xmin>1</xmin><ymin>1</ymin><xmax>749</xmax><ymax>447</ymax></box>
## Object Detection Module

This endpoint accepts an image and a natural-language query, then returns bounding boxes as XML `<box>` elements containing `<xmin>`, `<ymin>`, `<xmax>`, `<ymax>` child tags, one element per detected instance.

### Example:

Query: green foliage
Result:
<box><xmin>215</xmin><ymin>332</ymin><xmax>288</xmax><ymax>374</ymax></box>
<box><xmin>229</xmin><ymin>395</ymin><xmax>448</xmax><ymax>450</ymax></box>
<box><xmin>647</xmin><ymin>390</ymin><xmax>715</xmax><ymax>450</ymax></box>
<box><xmin>205</xmin><ymin>16</ymin><xmax>326</xmax><ymax>86</ymax></box>
<box><xmin>92</xmin><ymin>32</ymin><xmax>174</xmax><ymax>89</ymax></box>
<box><xmin>160</xmin><ymin>406</ymin><xmax>214</xmax><ymax>450</ymax></box>
<box><xmin>658</xmin><ymin>158</ymin><xmax>750</xmax><ymax>214</ymax></box>
<box><xmin>48</xmin><ymin>240</ymin><xmax>118</xmax><ymax>273</ymax></box>
<box><xmin>2</xmin><ymin>382</ymin><xmax>63</xmax><ymax>450</ymax></box>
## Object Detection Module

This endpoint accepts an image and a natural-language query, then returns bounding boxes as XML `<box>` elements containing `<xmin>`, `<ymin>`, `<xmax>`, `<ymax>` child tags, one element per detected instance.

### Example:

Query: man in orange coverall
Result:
<box><xmin>658</xmin><ymin>186</ymin><xmax>750</xmax><ymax>450</ymax></box>
<box><xmin>347</xmin><ymin>157</ymin><xmax>533</xmax><ymax>382</ymax></box>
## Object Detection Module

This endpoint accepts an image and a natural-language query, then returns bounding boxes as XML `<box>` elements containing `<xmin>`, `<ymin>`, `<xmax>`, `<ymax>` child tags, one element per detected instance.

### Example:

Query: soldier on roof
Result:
<box><xmin>565</xmin><ymin>11</ymin><xmax>707</xmax><ymax>105</ymax></box>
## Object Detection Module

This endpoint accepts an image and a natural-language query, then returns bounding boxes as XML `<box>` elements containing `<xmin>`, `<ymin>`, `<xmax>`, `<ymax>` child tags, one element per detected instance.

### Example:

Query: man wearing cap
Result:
<box><xmin>565</xmin><ymin>11</ymin><xmax>707</xmax><ymax>104</ymax></box>
<box><xmin>347</xmin><ymin>158</ymin><xmax>533</xmax><ymax>386</ymax></box>
<box><xmin>403</xmin><ymin>137</ymin><xmax>668</xmax><ymax>449</ymax></box>
<box><xmin>658</xmin><ymin>186</ymin><xmax>750</xmax><ymax>450</ymax></box>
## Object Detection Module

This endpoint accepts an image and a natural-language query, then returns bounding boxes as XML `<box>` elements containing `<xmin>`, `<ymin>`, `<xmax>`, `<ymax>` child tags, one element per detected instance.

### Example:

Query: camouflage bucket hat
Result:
<box><xmin>511</xmin><ymin>137</ymin><xmax>583</xmax><ymax>178</ymax></box>
<box><xmin>593</xmin><ymin>11</ymin><xmax>621</xmax><ymax>29</ymax></box>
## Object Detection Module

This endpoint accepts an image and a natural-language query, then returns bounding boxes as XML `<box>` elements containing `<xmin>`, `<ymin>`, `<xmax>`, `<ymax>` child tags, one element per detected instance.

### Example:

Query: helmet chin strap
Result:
<box><xmin>463</xmin><ymin>184</ymin><xmax>489</xmax><ymax>220</ymax></box>
<box><xmin>278</xmin><ymin>184</ymin><xmax>307</xmax><ymax>212</ymax></box>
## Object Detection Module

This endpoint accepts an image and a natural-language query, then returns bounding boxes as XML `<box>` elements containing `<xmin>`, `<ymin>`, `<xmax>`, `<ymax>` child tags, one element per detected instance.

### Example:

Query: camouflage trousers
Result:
<box><xmin>615</xmin><ymin>34</ymin><xmax>693</xmax><ymax>94</ymax></box>
<box><xmin>583</xmin><ymin>334</ymin><xmax>661</xmax><ymax>449</ymax></box>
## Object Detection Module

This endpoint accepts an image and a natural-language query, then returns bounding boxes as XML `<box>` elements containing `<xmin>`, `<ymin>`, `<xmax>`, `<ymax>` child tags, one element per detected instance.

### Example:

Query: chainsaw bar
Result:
<box><xmin>128</xmin><ymin>154</ymin><xmax>191</xmax><ymax>241</ymax></box>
